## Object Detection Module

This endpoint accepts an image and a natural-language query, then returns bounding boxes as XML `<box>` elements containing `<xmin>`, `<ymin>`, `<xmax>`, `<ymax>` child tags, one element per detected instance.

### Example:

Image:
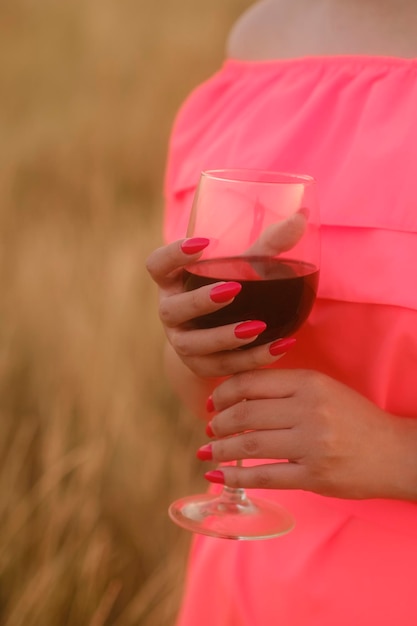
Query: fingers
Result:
<box><xmin>168</xmin><ymin>321</ymin><xmax>266</xmax><ymax>356</ymax></box>
<box><xmin>207</xmin><ymin>398</ymin><xmax>301</xmax><ymax>438</ymax></box>
<box><xmin>145</xmin><ymin>238</ymin><xmax>209</xmax><ymax>290</ymax></box>
<box><xmin>205</xmin><ymin>461</ymin><xmax>306</xmax><ymax>491</ymax></box>
<box><xmin>210</xmin><ymin>429</ymin><xmax>304</xmax><ymax>462</ymax></box>
<box><xmin>171</xmin><ymin>338</ymin><xmax>291</xmax><ymax>378</ymax></box>
<box><xmin>159</xmin><ymin>281</ymin><xmax>242</xmax><ymax>327</ymax></box>
<box><xmin>209</xmin><ymin>368</ymin><xmax>309</xmax><ymax>411</ymax></box>
<box><xmin>246</xmin><ymin>210</ymin><xmax>307</xmax><ymax>256</ymax></box>
<box><xmin>146</xmin><ymin>237</ymin><xmax>300</xmax><ymax>379</ymax></box>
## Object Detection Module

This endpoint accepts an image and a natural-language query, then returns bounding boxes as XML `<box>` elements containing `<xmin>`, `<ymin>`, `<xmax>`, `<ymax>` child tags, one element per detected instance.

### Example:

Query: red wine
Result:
<box><xmin>183</xmin><ymin>256</ymin><xmax>319</xmax><ymax>348</ymax></box>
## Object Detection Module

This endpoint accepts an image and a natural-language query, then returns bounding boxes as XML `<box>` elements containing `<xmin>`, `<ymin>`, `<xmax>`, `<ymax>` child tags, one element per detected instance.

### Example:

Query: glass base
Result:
<box><xmin>169</xmin><ymin>487</ymin><xmax>295</xmax><ymax>540</ymax></box>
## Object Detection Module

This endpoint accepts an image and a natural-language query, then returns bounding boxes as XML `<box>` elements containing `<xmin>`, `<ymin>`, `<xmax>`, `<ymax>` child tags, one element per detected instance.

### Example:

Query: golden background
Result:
<box><xmin>0</xmin><ymin>1</ymin><xmax>251</xmax><ymax>624</ymax></box>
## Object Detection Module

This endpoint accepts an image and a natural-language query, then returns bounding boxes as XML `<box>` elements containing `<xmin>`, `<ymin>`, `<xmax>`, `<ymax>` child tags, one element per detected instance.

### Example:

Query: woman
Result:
<box><xmin>146</xmin><ymin>0</ymin><xmax>417</xmax><ymax>623</ymax></box>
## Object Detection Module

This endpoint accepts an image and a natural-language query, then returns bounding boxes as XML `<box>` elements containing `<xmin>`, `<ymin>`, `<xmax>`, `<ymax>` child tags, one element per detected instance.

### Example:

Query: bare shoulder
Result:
<box><xmin>226</xmin><ymin>0</ymin><xmax>417</xmax><ymax>61</ymax></box>
<box><xmin>226</xmin><ymin>0</ymin><xmax>294</xmax><ymax>60</ymax></box>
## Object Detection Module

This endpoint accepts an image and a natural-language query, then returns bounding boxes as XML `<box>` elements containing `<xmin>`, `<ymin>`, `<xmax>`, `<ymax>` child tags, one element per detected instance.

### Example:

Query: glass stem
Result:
<box><xmin>220</xmin><ymin>460</ymin><xmax>252</xmax><ymax>511</ymax></box>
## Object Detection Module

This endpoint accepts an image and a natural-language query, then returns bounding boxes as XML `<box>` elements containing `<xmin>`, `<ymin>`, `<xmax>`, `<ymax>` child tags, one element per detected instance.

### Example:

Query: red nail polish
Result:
<box><xmin>206</xmin><ymin>421</ymin><xmax>214</xmax><ymax>438</ymax></box>
<box><xmin>210</xmin><ymin>282</ymin><xmax>242</xmax><ymax>303</ymax></box>
<box><xmin>180</xmin><ymin>237</ymin><xmax>210</xmax><ymax>255</ymax></box>
<box><xmin>234</xmin><ymin>320</ymin><xmax>267</xmax><ymax>339</ymax></box>
<box><xmin>269</xmin><ymin>336</ymin><xmax>297</xmax><ymax>356</ymax></box>
<box><xmin>206</xmin><ymin>395</ymin><xmax>215</xmax><ymax>413</ymax></box>
<box><xmin>204</xmin><ymin>470</ymin><xmax>225</xmax><ymax>485</ymax></box>
<box><xmin>196</xmin><ymin>443</ymin><xmax>213</xmax><ymax>461</ymax></box>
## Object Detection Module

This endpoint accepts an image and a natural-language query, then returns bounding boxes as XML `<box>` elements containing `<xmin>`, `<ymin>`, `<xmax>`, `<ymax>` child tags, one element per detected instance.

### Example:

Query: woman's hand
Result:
<box><xmin>202</xmin><ymin>369</ymin><xmax>417</xmax><ymax>501</ymax></box>
<box><xmin>145</xmin><ymin>238</ymin><xmax>295</xmax><ymax>379</ymax></box>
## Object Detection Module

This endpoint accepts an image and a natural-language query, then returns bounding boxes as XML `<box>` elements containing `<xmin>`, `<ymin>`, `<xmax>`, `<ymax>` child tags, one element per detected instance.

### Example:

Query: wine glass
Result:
<box><xmin>169</xmin><ymin>169</ymin><xmax>320</xmax><ymax>540</ymax></box>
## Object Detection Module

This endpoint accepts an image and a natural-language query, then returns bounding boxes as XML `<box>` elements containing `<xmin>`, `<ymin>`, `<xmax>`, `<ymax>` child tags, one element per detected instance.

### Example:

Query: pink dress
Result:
<box><xmin>163</xmin><ymin>56</ymin><xmax>417</xmax><ymax>625</ymax></box>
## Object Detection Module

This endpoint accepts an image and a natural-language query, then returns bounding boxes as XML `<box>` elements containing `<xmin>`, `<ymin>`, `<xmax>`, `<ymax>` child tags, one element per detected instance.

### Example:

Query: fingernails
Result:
<box><xmin>206</xmin><ymin>421</ymin><xmax>214</xmax><ymax>437</ymax></box>
<box><xmin>196</xmin><ymin>443</ymin><xmax>213</xmax><ymax>461</ymax></box>
<box><xmin>269</xmin><ymin>336</ymin><xmax>297</xmax><ymax>356</ymax></box>
<box><xmin>180</xmin><ymin>237</ymin><xmax>210</xmax><ymax>255</ymax></box>
<box><xmin>234</xmin><ymin>320</ymin><xmax>267</xmax><ymax>339</ymax></box>
<box><xmin>204</xmin><ymin>470</ymin><xmax>225</xmax><ymax>485</ymax></box>
<box><xmin>210</xmin><ymin>281</ymin><xmax>242</xmax><ymax>303</ymax></box>
<box><xmin>206</xmin><ymin>395</ymin><xmax>215</xmax><ymax>413</ymax></box>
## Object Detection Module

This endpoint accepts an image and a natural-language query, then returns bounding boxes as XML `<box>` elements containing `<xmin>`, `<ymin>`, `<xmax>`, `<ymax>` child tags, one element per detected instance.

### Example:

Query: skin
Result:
<box><xmin>146</xmin><ymin>240</ymin><xmax>417</xmax><ymax>502</ymax></box>
<box><xmin>208</xmin><ymin>370</ymin><xmax>417</xmax><ymax>501</ymax></box>
<box><xmin>227</xmin><ymin>0</ymin><xmax>417</xmax><ymax>60</ymax></box>
<box><xmin>146</xmin><ymin>0</ymin><xmax>417</xmax><ymax>502</ymax></box>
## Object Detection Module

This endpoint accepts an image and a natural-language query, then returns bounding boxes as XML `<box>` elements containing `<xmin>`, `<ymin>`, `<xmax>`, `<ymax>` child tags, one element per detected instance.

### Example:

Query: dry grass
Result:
<box><xmin>0</xmin><ymin>1</ymin><xmax>251</xmax><ymax>624</ymax></box>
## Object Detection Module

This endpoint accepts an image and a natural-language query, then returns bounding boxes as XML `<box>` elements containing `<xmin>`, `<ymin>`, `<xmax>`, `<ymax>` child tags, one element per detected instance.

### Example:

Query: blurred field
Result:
<box><xmin>0</xmin><ymin>1</ymin><xmax>250</xmax><ymax>624</ymax></box>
